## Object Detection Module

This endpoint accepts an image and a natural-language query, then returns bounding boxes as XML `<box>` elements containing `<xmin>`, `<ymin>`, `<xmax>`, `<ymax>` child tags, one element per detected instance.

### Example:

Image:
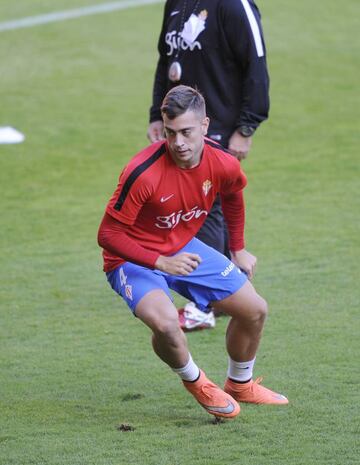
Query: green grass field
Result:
<box><xmin>0</xmin><ymin>1</ymin><xmax>359</xmax><ymax>464</ymax></box>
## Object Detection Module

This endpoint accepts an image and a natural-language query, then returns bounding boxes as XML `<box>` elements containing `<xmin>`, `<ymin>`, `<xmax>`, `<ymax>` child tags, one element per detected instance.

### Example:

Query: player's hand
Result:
<box><xmin>230</xmin><ymin>249</ymin><xmax>257</xmax><ymax>280</ymax></box>
<box><xmin>228</xmin><ymin>132</ymin><xmax>252</xmax><ymax>160</ymax></box>
<box><xmin>147</xmin><ymin>121</ymin><xmax>165</xmax><ymax>142</ymax></box>
<box><xmin>155</xmin><ymin>252</ymin><xmax>202</xmax><ymax>276</ymax></box>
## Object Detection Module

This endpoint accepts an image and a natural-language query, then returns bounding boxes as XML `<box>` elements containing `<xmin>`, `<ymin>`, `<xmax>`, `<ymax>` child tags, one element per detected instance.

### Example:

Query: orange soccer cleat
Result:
<box><xmin>224</xmin><ymin>377</ymin><xmax>289</xmax><ymax>405</ymax></box>
<box><xmin>183</xmin><ymin>370</ymin><xmax>240</xmax><ymax>418</ymax></box>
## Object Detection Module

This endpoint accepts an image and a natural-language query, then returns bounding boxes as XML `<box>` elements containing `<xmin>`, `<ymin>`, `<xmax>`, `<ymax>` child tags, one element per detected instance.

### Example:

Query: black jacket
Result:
<box><xmin>150</xmin><ymin>0</ymin><xmax>270</xmax><ymax>137</ymax></box>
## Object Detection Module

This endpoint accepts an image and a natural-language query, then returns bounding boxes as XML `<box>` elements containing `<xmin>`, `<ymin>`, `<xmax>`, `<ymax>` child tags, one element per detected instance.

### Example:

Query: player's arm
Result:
<box><xmin>98</xmin><ymin>213</ymin><xmax>160</xmax><ymax>268</ymax></box>
<box><xmin>220</xmin><ymin>157</ymin><xmax>256</xmax><ymax>279</ymax></box>
<box><xmin>155</xmin><ymin>254</ymin><xmax>202</xmax><ymax>276</ymax></box>
<box><xmin>221</xmin><ymin>189</ymin><xmax>256</xmax><ymax>279</ymax></box>
<box><xmin>98</xmin><ymin>213</ymin><xmax>201</xmax><ymax>275</ymax></box>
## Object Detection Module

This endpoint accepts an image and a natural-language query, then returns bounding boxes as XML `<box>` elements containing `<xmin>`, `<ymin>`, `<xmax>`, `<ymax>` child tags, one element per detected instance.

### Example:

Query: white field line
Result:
<box><xmin>0</xmin><ymin>0</ymin><xmax>164</xmax><ymax>32</ymax></box>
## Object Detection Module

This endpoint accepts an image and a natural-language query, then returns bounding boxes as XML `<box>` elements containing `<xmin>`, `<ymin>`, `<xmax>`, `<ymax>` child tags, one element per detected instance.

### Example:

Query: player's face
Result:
<box><xmin>163</xmin><ymin>110</ymin><xmax>209</xmax><ymax>169</ymax></box>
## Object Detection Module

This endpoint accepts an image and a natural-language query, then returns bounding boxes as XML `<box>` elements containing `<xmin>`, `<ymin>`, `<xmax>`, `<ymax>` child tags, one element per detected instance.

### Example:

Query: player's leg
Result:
<box><xmin>169</xmin><ymin>238</ymin><xmax>288</xmax><ymax>405</ymax></box>
<box><xmin>212</xmin><ymin>280</ymin><xmax>267</xmax><ymax>363</ymax></box>
<box><xmin>135</xmin><ymin>290</ymin><xmax>239</xmax><ymax>418</ymax></box>
<box><xmin>106</xmin><ymin>262</ymin><xmax>239</xmax><ymax>418</ymax></box>
<box><xmin>135</xmin><ymin>289</ymin><xmax>240</xmax><ymax>418</ymax></box>
<box><xmin>135</xmin><ymin>290</ymin><xmax>239</xmax><ymax>417</ymax></box>
<box><xmin>134</xmin><ymin>289</ymin><xmax>190</xmax><ymax>368</ymax></box>
<box><xmin>107</xmin><ymin>263</ymin><xmax>190</xmax><ymax>368</ymax></box>
<box><xmin>213</xmin><ymin>283</ymin><xmax>288</xmax><ymax>405</ymax></box>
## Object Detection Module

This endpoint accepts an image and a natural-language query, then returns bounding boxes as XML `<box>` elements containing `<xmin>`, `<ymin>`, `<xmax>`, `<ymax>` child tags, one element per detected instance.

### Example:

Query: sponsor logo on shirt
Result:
<box><xmin>155</xmin><ymin>206</ymin><xmax>207</xmax><ymax>229</ymax></box>
<box><xmin>165</xmin><ymin>30</ymin><xmax>202</xmax><ymax>56</ymax></box>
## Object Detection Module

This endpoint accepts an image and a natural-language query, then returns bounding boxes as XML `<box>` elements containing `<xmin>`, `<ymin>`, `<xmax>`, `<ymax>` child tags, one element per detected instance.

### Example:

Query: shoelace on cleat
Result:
<box><xmin>246</xmin><ymin>377</ymin><xmax>266</xmax><ymax>393</ymax></box>
<box><xmin>254</xmin><ymin>377</ymin><xmax>264</xmax><ymax>385</ymax></box>
<box><xmin>199</xmin><ymin>381</ymin><xmax>221</xmax><ymax>401</ymax></box>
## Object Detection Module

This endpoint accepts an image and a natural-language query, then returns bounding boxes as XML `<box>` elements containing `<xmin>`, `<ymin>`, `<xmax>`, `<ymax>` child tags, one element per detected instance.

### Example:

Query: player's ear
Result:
<box><xmin>201</xmin><ymin>117</ymin><xmax>210</xmax><ymax>135</ymax></box>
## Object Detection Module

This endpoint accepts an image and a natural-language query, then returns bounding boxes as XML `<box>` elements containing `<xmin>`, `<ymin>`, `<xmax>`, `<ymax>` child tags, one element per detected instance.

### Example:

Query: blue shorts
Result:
<box><xmin>106</xmin><ymin>238</ymin><xmax>248</xmax><ymax>314</ymax></box>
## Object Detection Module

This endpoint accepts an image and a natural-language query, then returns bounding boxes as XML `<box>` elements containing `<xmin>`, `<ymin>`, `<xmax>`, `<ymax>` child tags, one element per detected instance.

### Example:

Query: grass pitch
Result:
<box><xmin>0</xmin><ymin>1</ymin><xmax>359</xmax><ymax>464</ymax></box>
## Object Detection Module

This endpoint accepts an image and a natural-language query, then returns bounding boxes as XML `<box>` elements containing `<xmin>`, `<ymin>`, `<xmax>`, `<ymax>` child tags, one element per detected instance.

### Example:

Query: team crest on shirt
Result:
<box><xmin>125</xmin><ymin>284</ymin><xmax>133</xmax><ymax>301</ymax></box>
<box><xmin>199</xmin><ymin>10</ymin><xmax>208</xmax><ymax>21</ymax></box>
<box><xmin>202</xmin><ymin>180</ymin><xmax>212</xmax><ymax>196</ymax></box>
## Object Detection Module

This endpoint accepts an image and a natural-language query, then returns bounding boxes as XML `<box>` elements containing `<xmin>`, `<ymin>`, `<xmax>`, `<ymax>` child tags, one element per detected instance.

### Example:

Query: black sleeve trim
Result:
<box><xmin>205</xmin><ymin>139</ymin><xmax>232</xmax><ymax>155</ymax></box>
<box><xmin>114</xmin><ymin>144</ymin><xmax>166</xmax><ymax>211</ymax></box>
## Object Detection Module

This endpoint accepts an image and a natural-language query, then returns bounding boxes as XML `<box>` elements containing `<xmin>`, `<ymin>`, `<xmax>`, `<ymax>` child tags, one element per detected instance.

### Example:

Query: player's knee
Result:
<box><xmin>241</xmin><ymin>296</ymin><xmax>268</xmax><ymax>325</ymax></box>
<box><xmin>253</xmin><ymin>296</ymin><xmax>268</xmax><ymax>323</ymax></box>
<box><xmin>153</xmin><ymin>315</ymin><xmax>180</xmax><ymax>338</ymax></box>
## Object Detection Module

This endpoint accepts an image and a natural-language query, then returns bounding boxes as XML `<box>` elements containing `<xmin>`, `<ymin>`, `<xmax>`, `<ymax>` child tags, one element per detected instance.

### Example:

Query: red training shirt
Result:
<box><xmin>99</xmin><ymin>138</ymin><xmax>247</xmax><ymax>272</ymax></box>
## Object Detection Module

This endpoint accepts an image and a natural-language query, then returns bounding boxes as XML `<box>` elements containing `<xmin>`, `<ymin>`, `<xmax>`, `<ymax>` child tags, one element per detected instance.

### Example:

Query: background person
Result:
<box><xmin>147</xmin><ymin>0</ymin><xmax>270</xmax><ymax>327</ymax></box>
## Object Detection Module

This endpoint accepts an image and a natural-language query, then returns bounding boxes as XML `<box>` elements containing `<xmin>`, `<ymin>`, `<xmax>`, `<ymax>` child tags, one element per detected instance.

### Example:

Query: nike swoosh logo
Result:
<box><xmin>200</xmin><ymin>400</ymin><xmax>236</xmax><ymax>415</ymax></box>
<box><xmin>170</xmin><ymin>10</ymin><xmax>180</xmax><ymax>16</ymax></box>
<box><xmin>275</xmin><ymin>394</ymin><xmax>288</xmax><ymax>400</ymax></box>
<box><xmin>160</xmin><ymin>194</ymin><xmax>174</xmax><ymax>202</ymax></box>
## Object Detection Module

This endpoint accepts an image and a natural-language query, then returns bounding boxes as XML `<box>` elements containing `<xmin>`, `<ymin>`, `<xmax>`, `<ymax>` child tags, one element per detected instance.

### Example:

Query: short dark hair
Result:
<box><xmin>161</xmin><ymin>85</ymin><xmax>206</xmax><ymax>120</ymax></box>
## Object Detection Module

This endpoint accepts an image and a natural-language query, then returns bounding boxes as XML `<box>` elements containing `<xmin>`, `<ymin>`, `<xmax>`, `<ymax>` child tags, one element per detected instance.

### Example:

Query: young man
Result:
<box><xmin>98</xmin><ymin>86</ymin><xmax>288</xmax><ymax>419</ymax></box>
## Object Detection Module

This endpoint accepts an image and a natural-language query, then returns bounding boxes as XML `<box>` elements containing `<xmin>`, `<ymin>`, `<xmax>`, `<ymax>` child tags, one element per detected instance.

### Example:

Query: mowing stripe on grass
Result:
<box><xmin>0</xmin><ymin>0</ymin><xmax>164</xmax><ymax>32</ymax></box>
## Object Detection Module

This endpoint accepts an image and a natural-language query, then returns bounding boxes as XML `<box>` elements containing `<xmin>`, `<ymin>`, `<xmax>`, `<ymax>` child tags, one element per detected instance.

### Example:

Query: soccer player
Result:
<box><xmin>98</xmin><ymin>86</ymin><xmax>288</xmax><ymax>418</ymax></box>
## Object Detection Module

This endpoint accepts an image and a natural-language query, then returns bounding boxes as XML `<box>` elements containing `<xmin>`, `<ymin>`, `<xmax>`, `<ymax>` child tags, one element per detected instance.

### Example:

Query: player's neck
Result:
<box><xmin>169</xmin><ymin>145</ymin><xmax>204</xmax><ymax>170</ymax></box>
